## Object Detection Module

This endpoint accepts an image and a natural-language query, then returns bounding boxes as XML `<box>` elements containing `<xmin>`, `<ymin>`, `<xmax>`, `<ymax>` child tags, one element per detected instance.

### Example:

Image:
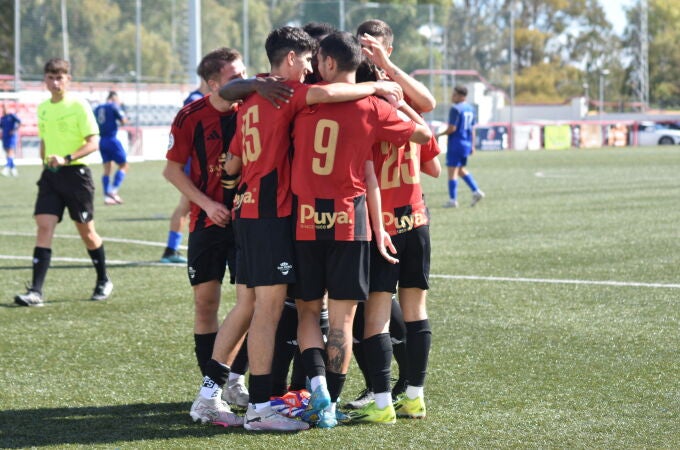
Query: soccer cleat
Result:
<box><xmin>443</xmin><ymin>199</ymin><xmax>459</xmax><ymax>208</ymax></box>
<box><xmin>244</xmin><ymin>404</ymin><xmax>309</xmax><ymax>431</ymax></box>
<box><xmin>91</xmin><ymin>279</ymin><xmax>113</xmax><ymax>301</ymax></box>
<box><xmin>107</xmin><ymin>192</ymin><xmax>124</xmax><ymax>204</ymax></box>
<box><xmin>335</xmin><ymin>409</ymin><xmax>352</xmax><ymax>424</ymax></box>
<box><xmin>1</xmin><ymin>166</ymin><xmax>9</xmax><ymax>177</ymax></box>
<box><xmin>316</xmin><ymin>408</ymin><xmax>337</xmax><ymax>429</ymax></box>
<box><xmin>392</xmin><ymin>378</ymin><xmax>408</xmax><ymax>397</ymax></box>
<box><xmin>393</xmin><ymin>393</ymin><xmax>426</xmax><ymax>419</ymax></box>
<box><xmin>309</xmin><ymin>384</ymin><xmax>331</xmax><ymax>412</ymax></box>
<box><xmin>10</xmin><ymin>167</ymin><xmax>18</xmax><ymax>177</ymax></box>
<box><xmin>343</xmin><ymin>388</ymin><xmax>374</xmax><ymax>410</ymax></box>
<box><xmin>348</xmin><ymin>401</ymin><xmax>397</xmax><ymax>424</ymax></box>
<box><xmin>14</xmin><ymin>289</ymin><xmax>44</xmax><ymax>307</ymax></box>
<box><xmin>190</xmin><ymin>393</ymin><xmax>244</xmax><ymax>427</ymax></box>
<box><xmin>270</xmin><ymin>389</ymin><xmax>310</xmax><ymax>418</ymax></box>
<box><xmin>470</xmin><ymin>190</ymin><xmax>485</xmax><ymax>207</ymax></box>
<box><xmin>104</xmin><ymin>196</ymin><xmax>118</xmax><ymax>206</ymax></box>
<box><xmin>160</xmin><ymin>249</ymin><xmax>187</xmax><ymax>264</ymax></box>
<box><xmin>222</xmin><ymin>376</ymin><xmax>249</xmax><ymax>409</ymax></box>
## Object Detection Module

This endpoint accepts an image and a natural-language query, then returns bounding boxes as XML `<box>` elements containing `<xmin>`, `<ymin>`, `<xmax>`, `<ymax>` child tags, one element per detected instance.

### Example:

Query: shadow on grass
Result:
<box><xmin>0</xmin><ymin>402</ymin><xmax>242</xmax><ymax>448</ymax></box>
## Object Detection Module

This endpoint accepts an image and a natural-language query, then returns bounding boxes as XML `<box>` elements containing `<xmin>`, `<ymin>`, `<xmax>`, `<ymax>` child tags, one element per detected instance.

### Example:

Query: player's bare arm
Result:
<box><xmin>421</xmin><ymin>155</ymin><xmax>441</xmax><ymax>178</ymax></box>
<box><xmin>359</xmin><ymin>33</ymin><xmax>436</xmax><ymax>113</ymax></box>
<box><xmin>163</xmin><ymin>160</ymin><xmax>231</xmax><ymax>227</ymax></box>
<box><xmin>366</xmin><ymin>160</ymin><xmax>398</xmax><ymax>264</ymax></box>
<box><xmin>223</xmin><ymin>151</ymin><xmax>242</xmax><ymax>176</ymax></box>
<box><xmin>219</xmin><ymin>76</ymin><xmax>293</xmax><ymax>108</ymax></box>
<box><xmin>305</xmin><ymin>81</ymin><xmax>403</xmax><ymax>105</ymax></box>
<box><xmin>47</xmin><ymin>134</ymin><xmax>99</xmax><ymax>168</ymax></box>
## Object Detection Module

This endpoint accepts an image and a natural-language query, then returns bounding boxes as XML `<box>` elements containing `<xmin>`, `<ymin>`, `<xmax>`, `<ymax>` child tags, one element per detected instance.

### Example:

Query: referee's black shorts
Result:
<box><xmin>34</xmin><ymin>165</ymin><xmax>95</xmax><ymax>223</ymax></box>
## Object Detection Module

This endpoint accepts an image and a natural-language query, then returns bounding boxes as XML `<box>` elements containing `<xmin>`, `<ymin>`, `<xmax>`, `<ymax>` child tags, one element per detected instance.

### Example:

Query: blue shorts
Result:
<box><xmin>3</xmin><ymin>136</ymin><xmax>17</xmax><ymax>151</ymax></box>
<box><xmin>99</xmin><ymin>136</ymin><xmax>127</xmax><ymax>164</ymax></box>
<box><xmin>446</xmin><ymin>152</ymin><xmax>468</xmax><ymax>168</ymax></box>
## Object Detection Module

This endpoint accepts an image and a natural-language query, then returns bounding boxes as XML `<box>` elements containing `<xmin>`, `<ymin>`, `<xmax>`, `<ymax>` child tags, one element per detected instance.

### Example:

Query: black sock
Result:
<box><xmin>320</xmin><ymin>306</ymin><xmax>329</xmax><ymax>338</ymax></box>
<box><xmin>301</xmin><ymin>347</ymin><xmax>326</xmax><ymax>379</ymax></box>
<box><xmin>271</xmin><ymin>301</ymin><xmax>298</xmax><ymax>395</ymax></box>
<box><xmin>405</xmin><ymin>319</ymin><xmax>431</xmax><ymax>387</ymax></box>
<box><xmin>231</xmin><ymin>337</ymin><xmax>249</xmax><ymax>374</ymax></box>
<box><xmin>31</xmin><ymin>247</ymin><xmax>51</xmax><ymax>293</ymax></box>
<box><xmin>248</xmin><ymin>373</ymin><xmax>272</xmax><ymax>404</ymax></box>
<box><xmin>194</xmin><ymin>332</ymin><xmax>217</xmax><ymax>376</ymax></box>
<box><xmin>289</xmin><ymin>350</ymin><xmax>307</xmax><ymax>391</ymax></box>
<box><xmin>364</xmin><ymin>333</ymin><xmax>393</xmax><ymax>394</ymax></box>
<box><xmin>87</xmin><ymin>245</ymin><xmax>108</xmax><ymax>282</ymax></box>
<box><xmin>326</xmin><ymin>371</ymin><xmax>346</xmax><ymax>403</ymax></box>
<box><xmin>389</xmin><ymin>298</ymin><xmax>409</xmax><ymax>384</ymax></box>
<box><xmin>352</xmin><ymin>302</ymin><xmax>372</xmax><ymax>390</ymax></box>
<box><xmin>205</xmin><ymin>358</ymin><xmax>230</xmax><ymax>386</ymax></box>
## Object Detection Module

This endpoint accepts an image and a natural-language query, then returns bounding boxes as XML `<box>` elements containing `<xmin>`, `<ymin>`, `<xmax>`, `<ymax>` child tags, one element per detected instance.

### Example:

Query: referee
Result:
<box><xmin>15</xmin><ymin>58</ymin><xmax>113</xmax><ymax>306</ymax></box>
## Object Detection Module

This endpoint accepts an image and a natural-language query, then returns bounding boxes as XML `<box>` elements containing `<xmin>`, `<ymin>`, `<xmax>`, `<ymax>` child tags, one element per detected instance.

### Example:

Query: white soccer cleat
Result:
<box><xmin>470</xmin><ymin>190</ymin><xmax>485</xmax><ymax>207</ymax></box>
<box><xmin>222</xmin><ymin>375</ymin><xmax>249</xmax><ymax>408</ymax></box>
<box><xmin>443</xmin><ymin>199</ymin><xmax>459</xmax><ymax>208</ymax></box>
<box><xmin>244</xmin><ymin>404</ymin><xmax>310</xmax><ymax>431</ymax></box>
<box><xmin>189</xmin><ymin>392</ymin><xmax>244</xmax><ymax>427</ymax></box>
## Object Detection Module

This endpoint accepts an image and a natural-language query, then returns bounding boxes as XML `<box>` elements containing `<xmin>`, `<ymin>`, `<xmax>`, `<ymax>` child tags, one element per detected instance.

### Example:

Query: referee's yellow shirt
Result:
<box><xmin>37</xmin><ymin>95</ymin><xmax>99</xmax><ymax>165</ymax></box>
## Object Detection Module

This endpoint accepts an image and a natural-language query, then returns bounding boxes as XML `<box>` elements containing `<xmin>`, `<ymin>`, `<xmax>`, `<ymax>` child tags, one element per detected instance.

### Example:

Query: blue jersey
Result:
<box><xmin>447</xmin><ymin>102</ymin><xmax>476</xmax><ymax>156</ymax></box>
<box><xmin>183</xmin><ymin>89</ymin><xmax>204</xmax><ymax>106</ymax></box>
<box><xmin>1</xmin><ymin>113</ymin><xmax>21</xmax><ymax>148</ymax></box>
<box><xmin>94</xmin><ymin>102</ymin><xmax>125</xmax><ymax>138</ymax></box>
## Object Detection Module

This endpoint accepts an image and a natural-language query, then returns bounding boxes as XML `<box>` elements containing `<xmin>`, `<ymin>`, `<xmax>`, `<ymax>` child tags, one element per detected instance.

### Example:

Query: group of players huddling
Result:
<box><xmin>164</xmin><ymin>19</ymin><xmax>441</xmax><ymax>431</ymax></box>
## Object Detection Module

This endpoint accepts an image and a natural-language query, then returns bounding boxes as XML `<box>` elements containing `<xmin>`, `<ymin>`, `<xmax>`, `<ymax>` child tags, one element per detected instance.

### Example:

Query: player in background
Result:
<box><xmin>163</xmin><ymin>47</ymin><xmax>247</xmax><ymax>428</ymax></box>
<box><xmin>94</xmin><ymin>91</ymin><xmax>128</xmax><ymax>205</ymax></box>
<box><xmin>291</xmin><ymin>31</ymin><xmax>431</xmax><ymax>428</ymax></box>
<box><xmin>437</xmin><ymin>85</ymin><xmax>485</xmax><ymax>207</ymax></box>
<box><xmin>15</xmin><ymin>58</ymin><xmax>112</xmax><ymax>306</ymax></box>
<box><xmin>198</xmin><ymin>26</ymin><xmax>403</xmax><ymax>431</ymax></box>
<box><xmin>1</xmin><ymin>103</ymin><xmax>21</xmax><ymax>176</ymax></box>
<box><xmin>160</xmin><ymin>79</ymin><xmax>210</xmax><ymax>263</ymax></box>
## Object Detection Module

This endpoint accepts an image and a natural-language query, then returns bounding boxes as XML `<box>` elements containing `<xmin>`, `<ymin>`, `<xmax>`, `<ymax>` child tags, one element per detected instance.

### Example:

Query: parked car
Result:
<box><xmin>637</xmin><ymin>121</ymin><xmax>680</xmax><ymax>146</ymax></box>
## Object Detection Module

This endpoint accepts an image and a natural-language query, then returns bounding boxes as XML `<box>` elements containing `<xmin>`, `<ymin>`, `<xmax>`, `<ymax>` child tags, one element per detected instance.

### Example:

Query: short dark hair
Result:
<box><xmin>356</xmin><ymin>19</ymin><xmax>394</xmax><ymax>48</ymax></box>
<box><xmin>303</xmin><ymin>22</ymin><xmax>337</xmax><ymax>42</ymax></box>
<box><xmin>265</xmin><ymin>26</ymin><xmax>317</xmax><ymax>67</ymax></box>
<box><xmin>44</xmin><ymin>58</ymin><xmax>70</xmax><ymax>74</ymax></box>
<box><xmin>197</xmin><ymin>47</ymin><xmax>242</xmax><ymax>82</ymax></box>
<box><xmin>107</xmin><ymin>91</ymin><xmax>118</xmax><ymax>100</ymax></box>
<box><xmin>454</xmin><ymin>85</ymin><xmax>468</xmax><ymax>97</ymax></box>
<box><xmin>319</xmin><ymin>32</ymin><xmax>363</xmax><ymax>73</ymax></box>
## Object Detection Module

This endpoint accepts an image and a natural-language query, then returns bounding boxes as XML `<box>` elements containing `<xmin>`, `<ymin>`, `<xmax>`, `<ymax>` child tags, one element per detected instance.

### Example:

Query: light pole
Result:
<box><xmin>599</xmin><ymin>69</ymin><xmax>609</xmax><ymax>116</ymax></box>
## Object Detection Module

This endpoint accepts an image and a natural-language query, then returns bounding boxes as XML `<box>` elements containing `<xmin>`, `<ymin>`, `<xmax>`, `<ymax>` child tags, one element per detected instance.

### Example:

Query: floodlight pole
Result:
<box><xmin>599</xmin><ymin>69</ymin><xmax>609</xmax><ymax>117</ymax></box>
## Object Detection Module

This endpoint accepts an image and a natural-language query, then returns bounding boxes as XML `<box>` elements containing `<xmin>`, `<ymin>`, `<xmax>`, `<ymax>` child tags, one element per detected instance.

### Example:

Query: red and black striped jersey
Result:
<box><xmin>291</xmin><ymin>92</ymin><xmax>415</xmax><ymax>241</ymax></box>
<box><xmin>373</xmin><ymin>135</ymin><xmax>441</xmax><ymax>235</ymax></box>
<box><xmin>166</xmin><ymin>95</ymin><xmax>239</xmax><ymax>231</ymax></box>
<box><xmin>229</xmin><ymin>80</ymin><xmax>311</xmax><ymax>219</ymax></box>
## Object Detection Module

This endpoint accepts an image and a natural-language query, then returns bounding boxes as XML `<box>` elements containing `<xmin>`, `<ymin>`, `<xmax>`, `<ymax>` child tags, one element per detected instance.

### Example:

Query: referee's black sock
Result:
<box><xmin>31</xmin><ymin>247</ymin><xmax>51</xmax><ymax>294</ymax></box>
<box><xmin>87</xmin><ymin>245</ymin><xmax>108</xmax><ymax>282</ymax></box>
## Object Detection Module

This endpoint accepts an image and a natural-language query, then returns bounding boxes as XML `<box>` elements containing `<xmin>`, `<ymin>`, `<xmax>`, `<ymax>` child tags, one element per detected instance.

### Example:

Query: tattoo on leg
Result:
<box><xmin>326</xmin><ymin>328</ymin><xmax>346</xmax><ymax>373</ymax></box>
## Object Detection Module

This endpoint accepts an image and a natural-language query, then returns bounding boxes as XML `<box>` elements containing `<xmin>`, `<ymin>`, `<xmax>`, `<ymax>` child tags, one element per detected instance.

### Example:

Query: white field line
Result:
<box><xmin>2</xmin><ymin>231</ymin><xmax>678</xmax><ymax>289</ymax></box>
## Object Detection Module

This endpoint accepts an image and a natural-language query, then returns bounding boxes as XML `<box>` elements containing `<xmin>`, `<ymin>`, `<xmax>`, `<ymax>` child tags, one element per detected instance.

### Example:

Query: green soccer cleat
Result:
<box><xmin>348</xmin><ymin>401</ymin><xmax>396</xmax><ymax>425</ymax></box>
<box><xmin>393</xmin><ymin>394</ymin><xmax>426</xmax><ymax>419</ymax></box>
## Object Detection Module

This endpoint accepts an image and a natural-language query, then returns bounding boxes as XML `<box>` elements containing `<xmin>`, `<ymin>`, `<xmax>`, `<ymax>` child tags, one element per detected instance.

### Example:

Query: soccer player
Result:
<box><xmin>14</xmin><ymin>58</ymin><xmax>113</xmax><ymax>306</ymax></box>
<box><xmin>197</xmin><ymin>25</ymin><xmax>403</xmax><ymax>432</ymax></box>
<box><xmin>163</xmin><ymin>47</ymin><xmax>246</xmax><ymax>428</ymax></box>
<box><xmin>437</xmin><ymin>85</ymin><xmax>485</xmax><ymax>207</ymax></box>
<box><xmin>291</xmin><ymin>31</ymin><xmax>432</xmax><ymax>428</ymax></box>
<box><xmin>1</xmin><ymin>102</ymin><xmax>21</xmax><ymax>177</ymax></box>
<box><xmin>159</xmin><ymin>80</ymin><xmax>209</xmax><ymax>263</ymax></box>
<box><xmin>94</xmin><ymin>91</ymin><xmax>128</xmax><ymax>205</ymax></box>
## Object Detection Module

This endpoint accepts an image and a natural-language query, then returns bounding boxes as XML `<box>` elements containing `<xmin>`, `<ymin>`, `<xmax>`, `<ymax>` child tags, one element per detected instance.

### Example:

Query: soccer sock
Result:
<box><xmin>167</xmin><ymin>231</ymin><xmax>183</xmax><ymax>251</ymax></box>
<box><xmin>364</xmin><ymin>333</ymin><xmax>393</xmax><ymax>395</ymax></box>
<box><xmin>302</xmin><ymin>347</ymin><xmax>326</xmax><ymax>381</ymax></box>
<box><xmin>289</xmin><ymin>350</ymin><xmax>307</xmax><ymax>391</ymax></box>
<box><xmin>462</xmin><ymin>173</ymin><xmax>479</xmax><ymax>192</ymax></box>
<box><xmin>326</xmin><ymin>371</ymin><xmax>346</xmax><ymax>403</ymax></box>
<box><xmin>374</xmin><ymin>392</ymin><xmax>393</xmax><ymax>409</ymax></box>
<box><xmin>87</xmin><ymin>245</ymin><xmax>108</xmax><ymax>282</ymax></box>
<box><xmin>200</xmin><ymin>359</ymin><xmax>230</xmax><ymax>399</ymax></box>
<box><xmin>448</xmin><ymin>179</ymin><xmax>458</xmax><ymax>200</ymax></box>
<box><xmin>352</xmin><ymin>302</ymin><xmax>372</xmax><ymax>390</ymax></box>
<box><xmin>405</xmin><ymin>319</ymin><xmax>432</xmax><ymax>387</ymax></box>
<box><xmin>248</xmin><ymin>373</ymin><xmax>272</xmax><ymax>405</ymax></box>
<box><xmin>31</xmin><ymin>247</ymin><xmax>51</xmax><ymax>294</ymax></box>
<box><xmin>7</xmin><ymin>156</ymin><xmax>14</xmax><ymax>168</ymax></box>
<box><xmin>320</xmin><ymin>306</ymin><xmax>329</xmax><ymax>339</ymax></box>
<box><xmin>272</xmin><ymin>301</ymin><xmax>298</xmax><ymax>395</ymax></box>
<box><xmin>112</xmin><ymin>170</ymin><xmax>126</xmax><ymax>191</ymax></box>
<box><xmin>102</xmin><ymin>175</ymin><xmax>110</xmax><ymax>195</ymax></box>
<box><xmin>231</xmin><ymin>338</ymin><xmax>249</xmax><ymax>374</ymax></box>
<box><xmin>406</xmin><ymin>385</ymin><xmax>424</xmax><ymax>399</ymax></box>
<box><xmin>389</xmin><ymin>297</ymin><xmax>409</xmax><ymax>386</ymax></box>
<box><xmin>194</xmin><ymin>332</ymin><xmax>217</xmax><ymax>376</ymax></box>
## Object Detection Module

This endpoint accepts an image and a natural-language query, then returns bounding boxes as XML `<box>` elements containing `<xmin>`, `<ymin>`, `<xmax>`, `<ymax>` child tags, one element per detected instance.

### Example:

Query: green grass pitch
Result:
<box><xmin>1</xmin><ymin>147</ymin><xmax>678</xmax><ymax>448</ymax></box>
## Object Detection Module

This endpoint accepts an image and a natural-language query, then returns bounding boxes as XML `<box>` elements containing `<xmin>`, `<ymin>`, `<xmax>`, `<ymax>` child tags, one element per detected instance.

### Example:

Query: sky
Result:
<box><xmin>602</xmin><ymin>0</ymin><xmax>637</xmax><ymax>35</ymax></box>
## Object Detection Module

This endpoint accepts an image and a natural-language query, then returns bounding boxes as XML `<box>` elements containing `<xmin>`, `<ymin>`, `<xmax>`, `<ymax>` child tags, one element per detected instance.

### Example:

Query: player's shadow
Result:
<box><xmin>0</xmin><ymin>402</ymin><xmax>240</xmax><ymax>448</ymax></box>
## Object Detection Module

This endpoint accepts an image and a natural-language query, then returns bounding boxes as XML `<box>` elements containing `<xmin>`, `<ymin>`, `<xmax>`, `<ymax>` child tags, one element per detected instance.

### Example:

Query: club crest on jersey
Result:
<box><xmin>383</xmin><ymin>211</ymin><xmax>427</xmax><ymax>233</ymax></box>
<box><xmin>277</xmin><ymin>262</ymin><xmax>293</xmax><ymax>276</ymax></box>
<box><xmin>300</xmin><ymin>204</ymin><xmax>351</xmax><ymax>230</ymax></box>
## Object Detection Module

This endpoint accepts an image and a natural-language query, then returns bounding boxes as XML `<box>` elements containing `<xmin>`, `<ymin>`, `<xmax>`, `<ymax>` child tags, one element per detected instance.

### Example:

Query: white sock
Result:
<box><xmin>324</xmin><ymin>402</ymin><xmax>336</xmax><ymax>415</ymax></box>
<box><xmin>228</xmin><ymin>372</ymin><xmax>244</xmax><ymax>383</ymax></box>
<box><xmin>405</xmin><ymin>385</ymin><xmax>424</xmax><ymax>400</ymax></box>
<box><xmin>374</xmin><ymin>392</ymin><xmax>392</xmax><ymax>409</ymax></box>
<box><xmin>199</xmin><ymin>376</ymin><xmax>221</xmax><ymax>400</ymax></box>
<box><xmin>310</xmin><ymin>375</ymin><xmax>327</xmax><ymax>392</ymax></box>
